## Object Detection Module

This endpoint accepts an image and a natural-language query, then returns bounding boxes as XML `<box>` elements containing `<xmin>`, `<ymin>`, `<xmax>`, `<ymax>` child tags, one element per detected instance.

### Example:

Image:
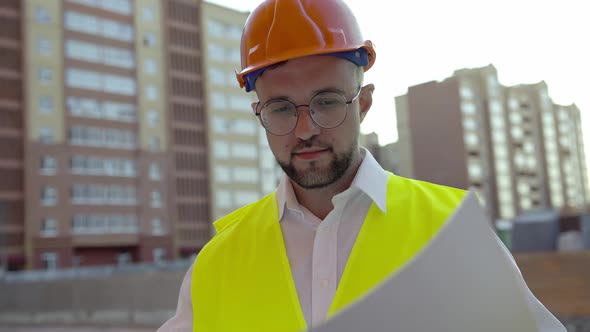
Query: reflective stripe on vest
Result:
<box><xmin>191</xmin><ymin>173</ymin><xmax>466</xmax><ymax>332</ymax></box>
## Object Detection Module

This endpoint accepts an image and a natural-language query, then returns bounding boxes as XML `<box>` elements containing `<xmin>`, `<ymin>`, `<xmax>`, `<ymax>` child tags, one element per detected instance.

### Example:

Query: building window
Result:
<box><xmin>71</xmin><ymin>184</ymin><xmax>137</xmax><ymax>206</ymax></box>
<box><xmin>508</xmin><ymin>98</ymin><xmax>519</xmax><ymax>110</ymax></box>
<box><xmin>66</xmin><ymin>40</ymin><xmax>135</xmax><ymax>69</ymax></box>
<box><xmin>226</xmin><ymin>48</ymin><xmax>240</xmax><ymax>64</ymax></box>
<box><xmin>100</xmin><ymin>0</ymin><xmax>132</xmax><ymax>15</ymax></box>
<box><xmin>71</xmin><ymin>214</ymin><xmax>138</xmax><ymax>234</ymax></box>
<box><xmin>520</xmin><ymin>197</ymin><xmax>532</xmax><ymax>210</ymax></box>
<box><xmin>459</xmin><ymin>86</ymin><xmax>473</xmax><ymax>99</ymax></box>
<box><xmin>144</xmin><ymin>58</ymin><xmax>157</xmax><ymax>74</ymax></box>
<box><xmin>70</xmin><ymin>126</ymin><xmax>137</xmax><ymax>149</ymax></box>
<box><xmin>66</xmin><ymin>68</ymin><xmax>103</xmax><ymax>91</ymax></box>
<box><xmin>37</xmin><ymin>38</ymin><xmax>52</xmax><ymax>55</ymax></box>
<box><xmin>41</xmin><ymin>186</ymin><xmax>58</xmax><ymax>206</ymax></box>
<box><xmin>37</xmin><ymin>67</ymin><xmax>53</xmax><ymax>84</ymax></box>
<box><xmin>490</xmin><ymin>115</ymin><xmax>504</xmax><ymax>130</ymax></box>
<box><xmin>41</xmin><ymin>218</ymin><xmax>58</xmax><ymax>237</ymax></box>
<box><xmin>227</xmin><ymin>24</ymin><xmax>242</xmax><ymax>40</ymax></box>
<box><xmin>209</xmin><ymin>68</ymin><xmax>226</xmax><ymax>85</ymax></box>
<box><xmin>69</xmin><ymin>0</ymin><xmax>132</xmax><ymax>15</ymax></box>
<box><xmin>231</xmin><ymin>143</ymin><xmax>257</xmax><ymax>160</ymax></box>
<box><xmin>151</xmin><ymin>219</ymin><xmax>165</xmax><ymax>235</ymax></box>
<box><xmin>496</xmin><ymin>174</ymin><xmax>511</xmax><ymax>188</ymax></box>
<box><xmin>143</xmin><ymin>32</ymin><xmax>157</xmax><ymax>47</ymax></box>
<box><xmin>511</xmin><ymin>126</ymin><xmax>524</xmax><ymax>140</ymax></box>
<box><xmin>231</xmin><ymin>119</ymin><xmax>258</xmax><ymax>135</ymax></box>
<box><xmin>39</xmin><ymin>96</ymin><xmax>54</xmax><ymax>114</ymax></box>
<box><xmin>500</xmin><ymin>203</ymin><xmax>515</xmax><ymax>219</ymax></box>
<box><xmin>153</xmin><ymin>248</ymin><xmax>165</xmax><ymax>264</ymax></box>
<box><xmin>207</xmin><ymin>19</ymin><xmax>225</xmax><ymax>37</ymax></box>
<box><xmin>35</xmin><ymin>7</ymin><xmax>51</xmax><ymax>23</ymax></box>
<box><xmin>467</xmin><ymin>159</ymin><xmax>483</xmax><ymax>179</ymax></box>
<box><xmin>142</xmin><ymin>7</ymin><xmax>154</xmax><ymax>21</ymax></box>
<box><xmin>216</xmin><ymin>190</ymin><xmax>232</xmax><ymax>209</ymax></box>
<box><xmin>509</xmin><ymin>112</ymin><xmax>523</xmax><ymax>125</ymax></box>
<box><xmin>233</xmin><ymin>167</ymin><xmax>259</xmax><ymax>183</ymax></box>
<box><xmin>212</xmin><ymin>117</ymin><xmax>229</xmax><ymax>133</ymax></box>
<box><xmin>213</xmin><ymin>141</ymin><xmax>230</xmax><ymax>159</ymax></box>
<box><xmin>146</xmin><ymin>85</ymin><xmax>158</xmax><ymax>101</ymax></box>
<box><xmin>40</xmin><ymin>156</ymin><xmax>57</xmax><ymax>175</ymax></box>
<box><xmin>67</xmin><ymin>68</ymin><xmax>136</xmax><ymax>96</ymax></box>
<box><xmin>149</xmin><ymin>137</ymin><xmax>160</xmax><ymax>152</ymax></box>
<box><xmin>229</xmin><ymin>95</ymin><xmax>253</xmax><ymax>112</ymax></box>
<box><xmin>149</xmin><ymin>163</ymin><xmax>160</xmax><ymax>181</ymax></box>
<box><xmin>117</xmin><ymin>252</ymin><xmax>131</xmax><ymax>266</ymax></box>
<box><xmin>494</xmin><ymin>145</ymin><xmax>508</xmax><ymax>160</ymax></box>
<box><xmin>463</xmin><ymin>132</ymin><xmax>479</xmax><ymax>147</ymax></box>
<box><xmin>234</xmin><ymin>191</ymin><xmax>259</xmax><ymax>206</ymax></box>
<box><xmin>65</xmin><ymin>11</ymin><xmax>133</xmax><ymax>41</ymax></box>
<box><xmin>41</xmin><ymin>252</ymin><xmax>58</xmax><ymax>270</ymax></box>
<box><xmin>492</xmin><ymin>131</ymin><xmax>506</xmax><ymax>144</ymax></box>
<box><xmin>104</xmin><ymin>74</ymin><xmax>136</xmax><ymax>95</ymax></box>
<box><xmin>151</xmin><ymin>191</ymin><xmax>162</xmax><ymax>208</ymax></box>
<box><xmin>211</xmin><ymin>92</ymin><xmax>227</xmax><ymax>109</ymax></box>
<box><xmin>208</xmin><ymin>44</ymin><xmax>225</xmax><ymax>60</ymax></box>
<box><xmin>103</xmin><ymin>46</ymin><xmax>135</xmax><ymax>68</ymax></box>
<box><xmin>461</xmin><ymin>102</ymin><xmax>476</xmax><ymax>114</ymax></box>
<box><xmin>215</xmin><ymin>166</ymin><xmax>231</xmax><ymax>183</ymax></box>
<box><xmin>68</xmin><ymin>97</ymin><xmax>136</xmax><ymax>122</ymax></box>
<box><xmin>489</xmin><ymin>100</ymin><xmax>503</xmax><ymax>114</ymax></box>
<box><xmin>147</xmin><ymin>111</ymin><xmax>159</xmax><ymax>128</ymax></box>
<box><xmin>39</xmin><ymin>127</ymin><xmax>54</xmax><ymax>144</ymax></box>
<box><xmin>462</xmin><ymin>117</ymin><xmax>477</xmax><ymax>131</ymax></box>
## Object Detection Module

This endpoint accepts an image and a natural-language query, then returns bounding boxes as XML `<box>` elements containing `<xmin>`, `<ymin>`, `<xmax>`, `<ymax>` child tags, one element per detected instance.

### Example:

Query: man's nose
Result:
<box><xmin>293</xmin><ymin>107</ymin><xmax>321</xmax><ymax>140</ymax></box>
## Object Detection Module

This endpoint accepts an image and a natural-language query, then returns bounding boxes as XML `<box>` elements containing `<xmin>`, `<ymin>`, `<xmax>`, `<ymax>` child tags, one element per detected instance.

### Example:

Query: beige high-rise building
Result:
<box><xmin>11</xmin><ymin>0</ymin><xmax>174</xmax><ymax>271</ymax></box>
<box><xmin>0</xmin><ymin>0</ymin><xmax>281</xmax><ymax>271</ymax></box>
<box><xmin>395</xmin><ymin>64</ymin><xmax>590</xmax><ymax>223</ymax></box>
<box><xmin>201</xmin><ymin>1</ymin><xmax>281</xmax><ymax>223</ymax></box>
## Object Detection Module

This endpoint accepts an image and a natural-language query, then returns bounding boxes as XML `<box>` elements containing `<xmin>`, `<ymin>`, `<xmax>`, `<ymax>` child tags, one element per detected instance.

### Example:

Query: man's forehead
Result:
<box><xmin>255</xmin><ymin>56</ymin><xmax>357</xmax><ymax>91</ymax></box>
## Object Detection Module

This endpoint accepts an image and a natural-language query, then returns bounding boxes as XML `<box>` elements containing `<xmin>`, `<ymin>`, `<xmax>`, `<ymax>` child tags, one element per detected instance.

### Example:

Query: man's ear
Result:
<box><xmin>251</xmin><ymin>102</ymin><xmax>258</xmax><ymax>115</ymax></box>
<box><xmin>251</xmin><ymin>102</ymin><xmax>266</xmax><ymax>128</ymax></box>
<box><xmin>358</xmin><ymin>84</ymin><xmax>375</xmax><ymax>123</ymax></box>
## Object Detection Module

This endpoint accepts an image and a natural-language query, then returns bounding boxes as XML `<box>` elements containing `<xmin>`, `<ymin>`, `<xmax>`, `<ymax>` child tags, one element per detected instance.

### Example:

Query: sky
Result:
<box><xmin>208</xmin><ymin>0</ymin><xmax>590</xmax><ymax>150</ymax></box>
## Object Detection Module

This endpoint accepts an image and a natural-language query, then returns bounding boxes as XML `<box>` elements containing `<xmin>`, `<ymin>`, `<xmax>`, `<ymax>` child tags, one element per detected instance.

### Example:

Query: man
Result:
<box><xmin>158</xmin><ymin>1</ymin><xmax>563</xmax><ymax>331</ymax></box>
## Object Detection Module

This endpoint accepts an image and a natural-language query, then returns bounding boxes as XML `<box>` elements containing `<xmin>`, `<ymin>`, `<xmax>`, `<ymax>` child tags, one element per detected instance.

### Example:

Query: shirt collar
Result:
<box><xmin>276</xmin><ymin>147</ymin><xmax>388</xmax><ymax>220</ymax></box>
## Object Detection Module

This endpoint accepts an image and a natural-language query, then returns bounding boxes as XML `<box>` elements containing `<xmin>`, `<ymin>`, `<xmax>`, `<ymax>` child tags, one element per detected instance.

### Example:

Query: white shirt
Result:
<box><xmin>157</xmin><ymin>148</ymin><xmax>385</xmax><ymax>331</ymax></box>
<box><xmin>156</xmin><ymin>149</ymin><xmax>560</xmax><ymax>331</ymax></box>
<box><xmin>276</xmin><ymin>148</ymin><xmax>386</xmax><ymax>327</ymax></box>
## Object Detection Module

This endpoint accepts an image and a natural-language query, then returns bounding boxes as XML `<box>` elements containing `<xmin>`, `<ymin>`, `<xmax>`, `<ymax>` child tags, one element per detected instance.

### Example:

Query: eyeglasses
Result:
<box><xmin>255</xmin><ymin>87</ymin><xmax>362</xmax><ymax>136</ymax></box>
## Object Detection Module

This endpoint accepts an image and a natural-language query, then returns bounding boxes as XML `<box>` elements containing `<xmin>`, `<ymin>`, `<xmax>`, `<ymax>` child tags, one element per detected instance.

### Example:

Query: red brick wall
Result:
<box><xmin>514</xmin><ymin>251</ymin><xmax>590</xmax><ymax>317</ymax></box>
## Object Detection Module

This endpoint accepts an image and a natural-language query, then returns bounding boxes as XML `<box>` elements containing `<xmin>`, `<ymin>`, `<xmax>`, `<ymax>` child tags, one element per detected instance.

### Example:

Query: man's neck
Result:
<box><xmin>290</xmin><ymin>156</ymin><xmax>363</xmax><ymax>220</ymax></box>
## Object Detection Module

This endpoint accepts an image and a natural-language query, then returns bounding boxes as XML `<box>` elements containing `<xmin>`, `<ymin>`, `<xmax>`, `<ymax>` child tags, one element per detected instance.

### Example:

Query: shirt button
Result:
<box><xmin>320</xmin><ymin>279</ymin><xmax>329</xmax><ymax>288</ymax></box>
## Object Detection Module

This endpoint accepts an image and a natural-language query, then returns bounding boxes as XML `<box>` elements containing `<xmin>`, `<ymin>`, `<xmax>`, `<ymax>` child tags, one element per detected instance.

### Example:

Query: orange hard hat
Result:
<box><xmin>236</xmin><ymin>0</ymin><xmax>376</xmax><ymax>92</ymax></box>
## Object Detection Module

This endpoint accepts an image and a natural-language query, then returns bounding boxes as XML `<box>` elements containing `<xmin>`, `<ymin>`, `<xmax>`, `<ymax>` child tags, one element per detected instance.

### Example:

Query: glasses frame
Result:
<box><xmin>255</xmin><ymin>86</ymin><xmax>363</xmax><ymax>136</ymax></box>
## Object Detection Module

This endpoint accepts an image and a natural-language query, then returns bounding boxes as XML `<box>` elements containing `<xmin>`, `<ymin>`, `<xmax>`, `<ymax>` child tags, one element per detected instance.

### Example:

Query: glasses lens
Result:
<box><xmin>309</xmin><ymin>92</ymin><xmax>348</xmax><ymax>128</ymax></box>
<box><xmin>260</xmin><ymin>100</ymin><xmax>297</xmax><ymax>135</ymax></box>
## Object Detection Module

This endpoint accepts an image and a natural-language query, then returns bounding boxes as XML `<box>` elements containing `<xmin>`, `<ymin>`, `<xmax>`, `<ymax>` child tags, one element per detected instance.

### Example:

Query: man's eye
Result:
<box><xmin>271</xmin><ymin>105</ymin><xmax>292</xmax><ymax>113</ymax></box>
<box><xmin>314</xmin><ymin>98</ymin><xmax>341</xmax><ymax>108</ymax></box>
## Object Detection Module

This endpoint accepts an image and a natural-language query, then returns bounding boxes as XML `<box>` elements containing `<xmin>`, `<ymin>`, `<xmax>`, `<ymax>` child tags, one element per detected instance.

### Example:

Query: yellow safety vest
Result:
<box><xmin>191</xmin><ymin>173</ymin><xmax>465</xmax><ymax>331</ymax></box>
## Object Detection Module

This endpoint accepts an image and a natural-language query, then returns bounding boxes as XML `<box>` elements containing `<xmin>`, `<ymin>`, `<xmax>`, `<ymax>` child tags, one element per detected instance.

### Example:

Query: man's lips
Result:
<box><xmin>292</xmin><ymin>148</ymin><xmax>330</xmax><ymax>160</ymax></box>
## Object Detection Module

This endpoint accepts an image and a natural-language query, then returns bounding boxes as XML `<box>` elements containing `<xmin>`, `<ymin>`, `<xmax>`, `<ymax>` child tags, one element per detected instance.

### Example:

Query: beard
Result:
<box><xmin>276</xmin><ymin>138</ymin><xmax>356</xmax><ymax>189</ymax></box>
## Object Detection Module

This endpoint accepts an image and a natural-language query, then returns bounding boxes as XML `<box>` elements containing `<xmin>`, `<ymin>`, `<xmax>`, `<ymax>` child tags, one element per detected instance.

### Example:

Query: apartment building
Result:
<box><xmin>201</xmin><ymin>1</ymin><xmax>281</xmax><ymax>223</ymax></box>
<box><xmin>0</xmin><ymin>0</ymin><xmax>281</xmax><ymax>271</ymax></box>
<box><xmin>395</xmin><ymin>64</ymin><xmax>590</xmax><ymax>222</ymax></box>
<box><xmin>15</xmin><ymin>0</ymin><xmax>172</xmax><ymax>270</ymax></box>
